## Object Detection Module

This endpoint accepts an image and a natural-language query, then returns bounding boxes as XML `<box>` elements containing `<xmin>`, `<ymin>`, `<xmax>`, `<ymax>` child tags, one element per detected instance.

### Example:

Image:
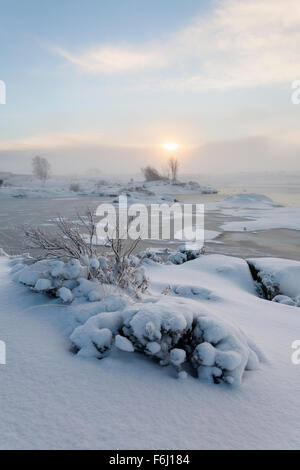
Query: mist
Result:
<box><xmin>1</xmin><ymin>135</ymin><xmax>299</xmax><ymax>177</ymax></box>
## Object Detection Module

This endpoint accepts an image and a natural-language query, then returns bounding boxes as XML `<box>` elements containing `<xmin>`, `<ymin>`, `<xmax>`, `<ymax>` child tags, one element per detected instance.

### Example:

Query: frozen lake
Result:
<box><xmin>1</xmin><ymin>192</ymin><xmax>300</xmax><ymax>260</ymax></box>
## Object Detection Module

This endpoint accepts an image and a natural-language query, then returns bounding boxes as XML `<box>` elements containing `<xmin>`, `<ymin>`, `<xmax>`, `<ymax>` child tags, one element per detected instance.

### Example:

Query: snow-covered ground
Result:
<box><xmin>1</xmin><ymin>251</ymin><xmax>300</xmax><ymax>449</ymax></box>
<box><xmin>0</xmin><ymin>173</ymin><xmax>216</xmax><ymax>201</ymax></box>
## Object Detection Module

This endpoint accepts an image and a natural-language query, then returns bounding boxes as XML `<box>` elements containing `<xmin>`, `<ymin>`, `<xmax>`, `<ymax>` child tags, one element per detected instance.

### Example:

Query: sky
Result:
<box><xmin>0</xmin><ymin>0</ymin><xmax>300</xmax><ymax>175</ymax></box>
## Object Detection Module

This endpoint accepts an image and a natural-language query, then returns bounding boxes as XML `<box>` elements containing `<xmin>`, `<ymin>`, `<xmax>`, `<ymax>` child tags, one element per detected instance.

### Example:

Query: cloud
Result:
<box><xmin>55</xmin><ymin>44</ymin><xmax>164</xmax><ymax>74</ymax></box>
<box><xmin>55</xmin><ymin>0</ymin><xmax>300</xmax><ymax>89</ymax></box>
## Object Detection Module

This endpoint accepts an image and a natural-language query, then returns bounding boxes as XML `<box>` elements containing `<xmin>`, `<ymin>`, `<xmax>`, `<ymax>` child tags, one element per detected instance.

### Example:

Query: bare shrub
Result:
<box><xmin>24</xmin><ymin>208</ymin><xmax>148</xmax><ymax>296</ymax></box>
<box><xmin>69</xmin><ymin>182</ymin><xmax>81</xmax><ymax>192</ymax></box>
<box><xmin>24</xmin><ymin>208</ymin><xmax>97</xmax><ymax>260</ymax></box>
<box><xmin>32</xmin><ymin>156</ymin><xmax>50</xmax><ymax>182</ymax></box>
<box><xmin>141</xmin><ymin>166</ymin><xmax>165</xmax><ymax>182</ymax></box>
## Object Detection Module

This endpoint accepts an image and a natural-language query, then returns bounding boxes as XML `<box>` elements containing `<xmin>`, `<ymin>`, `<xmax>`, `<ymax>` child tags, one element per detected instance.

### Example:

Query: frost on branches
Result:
<box><xmin>16</xmin><ymin>254</ymin><xmax>148</xmax><ymax>301</ymax></box>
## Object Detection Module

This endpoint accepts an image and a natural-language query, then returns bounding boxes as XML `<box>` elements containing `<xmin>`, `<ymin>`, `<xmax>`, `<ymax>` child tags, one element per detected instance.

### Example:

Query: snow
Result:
<box><xmin>89</xmin><ymin>257</ymin><xmax>100</xmax><ymax>271</ymax></box>
<box><xmin>34</xmin><ymin>278</ymin><xmax>52</xmax><ymax>292</ymax></box>
<box><xmin>57</xmin><ymin>286</ymin><xmax>73</xmax><ymax>303</ymax></box>
<box><xmin>18</xmin><ymin>267</ymin><xmax>40</xmax><ymax>286</ymax></box>
<box><xmin>146</xmin><ymin>341</ymin><xmax>161</xmax><ymax>354</ymax></box>
<box><xmin>115</xmin><ymin>335</ymin><xmax>135</xmax><ymax>352</ymax></box>
<box><xmin>71</xmin><ymin>325</ymin><xmax>113</xmax><ymax>359</ymax></box>
<box><xmin>170</xmin><ymin>348</ymin><xmax>186</xmax><ymax>366</ymax></box>
<box><xmin>220</xmin><ymin>206</ymin><xmax>300</xmax><ymax>232</ymax></box>
<box><xmin>208</xmin><ymin>193</ymin><xmax>277</xmax><ymax>209</ymax></box>
<box><xmin>205</xmin><ymin>193</ymin><xmax>300</xmax><ymax>233</ymax></box>
<box><xmin>1</xmin><ymin>253</ymin><xmax>300</xmax><ymax>449</ymax></box>
<box><xmin>193</xmin><ymin>342</ymin><xmax>216</xmax><ymax>366</ymax></box>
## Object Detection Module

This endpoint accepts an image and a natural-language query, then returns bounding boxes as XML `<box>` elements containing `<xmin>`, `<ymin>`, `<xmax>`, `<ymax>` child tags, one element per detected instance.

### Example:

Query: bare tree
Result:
<box><xmin>168</xmin><ymin>157</ymin><xmax>179</xmax><ymax>182</ymax></box>
<box><xmin>32</xmin><ymin>156</ymin><xmax>50</xmax><ymax>182</ymax></box>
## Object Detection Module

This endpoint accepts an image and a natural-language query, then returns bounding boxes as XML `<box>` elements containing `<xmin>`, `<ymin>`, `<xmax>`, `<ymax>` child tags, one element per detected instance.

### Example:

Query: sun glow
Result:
<box><xmin>162</xmin><ymin>141</ymin><xmax>179</xmax><ymax>152</ymax></box>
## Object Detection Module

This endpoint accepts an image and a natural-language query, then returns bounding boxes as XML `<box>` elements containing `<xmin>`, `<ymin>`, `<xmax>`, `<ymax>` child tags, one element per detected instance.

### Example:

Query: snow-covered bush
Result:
<box><xmin>248</xmin><ymin>258</ymin><xmax>300</xmax><ymax>306</ymax></box>
<box><xmin>138</xmin><ymin>248</ymin><xmax>161</xmax><ymax>263</ymax></box>
<box><xmin>20</xmin><ymin>210</ymin><xmax>149</xmax><ymax>299</ymax></box>
<box><xmin>168</xmin><ymin>245</ymin><xmax>203</xmax><ymax>265</ymax></box>
<box><xmin>16</xmin><ymin>251</ymin><xmax>148</xmax><ymax>302</ymax></box>
<box><xmin>70</xmin><ymin>296</ymin><xmax>264</xmax><ymax>386</ymax></box>
<box><xmin>168</xmin><ymin>251</ymin><xmax>187</xmax><ymax>265</ymax></box>
<box><xmin>177</xmin><ymin>245</ymin><xmax>203</xmax><ymax>261</ymax></box>
<box><xmin>190</xmin><ymin>315</ymin><xmax>261</xmax><ymax>384</ymax></box>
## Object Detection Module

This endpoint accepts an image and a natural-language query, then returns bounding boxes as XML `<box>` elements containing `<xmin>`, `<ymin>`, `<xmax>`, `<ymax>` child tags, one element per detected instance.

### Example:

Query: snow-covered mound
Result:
<box><xmin>248</xmin><ymin>258</ymin><xmax>300</xmax><ymax>305</ymax></box>
<box><xmin>206</xmin><ymin>193</ymin><xmax>277</xmax><ymax>211</ymax></box>
<box><xmin>219</xmin><ymin>193</ymin><xmax>277</xmax><ymax>208</ymax></box>
<box><xmin>148</xmin><ymin>254</ymin><xmax>257</xmax><ymax>298</ymax></box>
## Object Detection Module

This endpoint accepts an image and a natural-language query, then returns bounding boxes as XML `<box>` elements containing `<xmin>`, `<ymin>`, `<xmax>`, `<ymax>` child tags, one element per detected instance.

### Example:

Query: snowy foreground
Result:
<box><xmin>0</xmin><ymin>251</ymin><xmax>300</xmax><ymax>449</ymax></box>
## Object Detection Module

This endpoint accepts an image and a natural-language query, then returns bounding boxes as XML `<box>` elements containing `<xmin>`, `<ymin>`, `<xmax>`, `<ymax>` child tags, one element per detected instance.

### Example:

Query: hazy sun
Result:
<box><xmin>162</xmin><ymin>141</ymin><xmax>179</xmax><ymax>152</ymax></box>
